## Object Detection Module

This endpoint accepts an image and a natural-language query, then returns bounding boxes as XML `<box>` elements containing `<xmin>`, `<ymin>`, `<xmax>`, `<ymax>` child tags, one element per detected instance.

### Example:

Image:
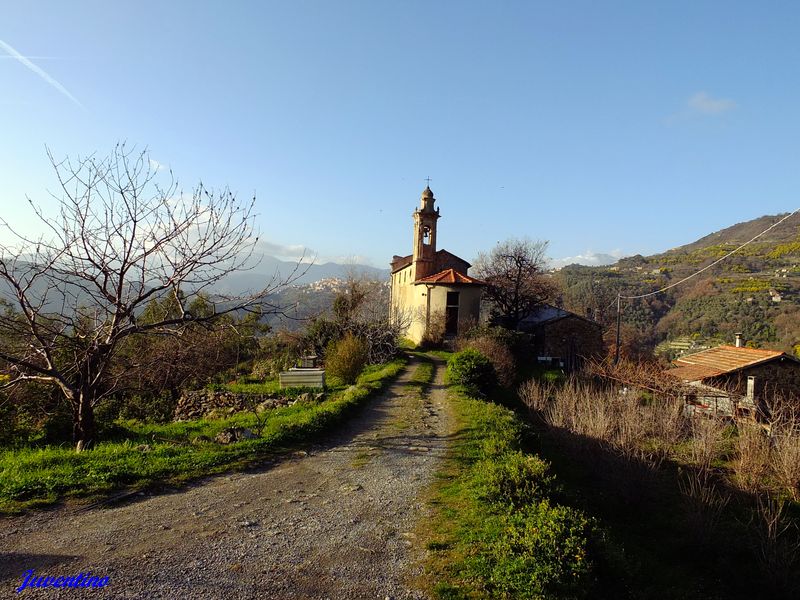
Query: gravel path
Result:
<box><xmin>0</xmin><ymin>359</ymin><xmax>453</xmax><ymax>599</ymax></box>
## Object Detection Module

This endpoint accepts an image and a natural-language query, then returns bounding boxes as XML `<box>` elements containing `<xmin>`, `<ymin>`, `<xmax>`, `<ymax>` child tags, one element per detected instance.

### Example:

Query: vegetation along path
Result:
<box><xmin>0</xmin><ymin>359</ymin><xmax>453</xmax><ymax>599</ymax></box>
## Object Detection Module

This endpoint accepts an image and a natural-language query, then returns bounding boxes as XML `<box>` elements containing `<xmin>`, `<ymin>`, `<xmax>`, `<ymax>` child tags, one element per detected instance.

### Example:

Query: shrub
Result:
<box><xmin>420</xmin><ymin>310</ymin><xmax>446</xmax><ymax>348</ymax></box>
<box><xmin>733</xmin><ymin>424</ymin><xmax>770</xmax><ymax>493</ymax></box>
<box><xmin>457</xmin><ymin>335</ymin><xmax>516</xmax><ymax>388</ymax></box>
<box><xmin>325</xmin><ymin>333</ymin><xmax>368</xmax><ymax>384</ymax></box>
<box><xmin>473</xmin><ymin>451</ymin><xmax>556</xmax><ymax>508</ymax></box>
<box><xmin>447</xmin><ymin>349</ymin><xmax>497</xmax><ymax>396</ymax></box>
<box><xmin>771</xmin><ymin>432</ymin><xmax>800</xmax><ymax>501</ymax></box>
<box><xmin>483</xmin><ymin>500</ymin><xmax>592</xmax><ymax>599</ymax></box>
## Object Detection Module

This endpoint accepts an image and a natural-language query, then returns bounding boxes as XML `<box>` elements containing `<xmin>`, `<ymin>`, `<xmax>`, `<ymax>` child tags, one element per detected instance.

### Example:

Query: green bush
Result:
<box><xmin>484</xmin><ymin>501</ymin><xmax>592</xmax><ymax>599</ymax></box>
<box><xmin>325</xmin><ymin>333</ymin><xmax>368</xmax><ymax>384</ymax></box>
<box><xmin>457</xmin><ymin>335</ymin><xmax>517</xmax><ymax>388</ymax></box>
<box><xmin>447</xmin><ymin>349</ymin><xmax>497</xmax><ymax>395</ymax></box>
<box><xmin>425</xmin><ymin>386</ymin><xmax>594</xmax><ymax>599</ymax></box>
<box><xmin>473</xmin><ymin>451</ymin><xmax>556</xmax><ymax>508</ymax></box>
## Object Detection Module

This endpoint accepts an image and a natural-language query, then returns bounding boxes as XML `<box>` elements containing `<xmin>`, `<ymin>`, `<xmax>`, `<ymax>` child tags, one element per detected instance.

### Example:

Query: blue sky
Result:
<box><xmin>2</xmin><ymin>1</ymin><xmax>799</xmax><ymax>268</ymax></box>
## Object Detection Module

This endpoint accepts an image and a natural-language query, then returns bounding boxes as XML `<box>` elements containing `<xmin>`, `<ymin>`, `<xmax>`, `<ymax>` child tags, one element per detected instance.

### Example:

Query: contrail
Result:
<box><xmin>0</xmin><ymin>38</ymin><xmax>83</xmax><ymax>109</ymax></box>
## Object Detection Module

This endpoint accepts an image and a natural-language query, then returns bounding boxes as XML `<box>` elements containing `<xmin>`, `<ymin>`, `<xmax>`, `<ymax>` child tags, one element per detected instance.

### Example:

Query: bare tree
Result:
<box><xmin>473</xmin><ymin>238</ymin><xmax>559</xmax><ymax>329</ymax></box>
<box><xmin>0</xmin><ymin>144</ymin><xmax>297</xmax><ymax>450</ymax></box>
<box><xmin>304</xmin><ymin>276</ymin><xmax>405</xmax><ymax>364</ymax></box>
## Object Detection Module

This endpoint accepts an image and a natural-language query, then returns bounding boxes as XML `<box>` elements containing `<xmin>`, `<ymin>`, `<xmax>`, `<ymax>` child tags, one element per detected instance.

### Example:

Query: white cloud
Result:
<box><xmin>324</xmin><ymin>255</ymin><xmax>378</xmax><ymax>267</ymax></box>
<box><xmin>0</xmin><ymin>38</ymin><xmax>83</xmax><ymax>109</ymax></box>
<box><xmin>149</xmin><ymin>158</ymin><xmax>166</xmax><ymax>172</ymax></box>
<box><xmin>549</xmin><ymin>249</ymin><xmax>626</xmax><ymax>269</ymax></box>
<box><xmin>687</xmin><ymin>91</ymin><xmax>736</xmax><ymax>115</ymax></box>
<box><xmin>256</xmin><ymin>239</ymin><xmax>315</xmax><ymax>262</ymax></box>
<box><xmin>252</xmin><ymin>242</ymin><xmax>380</xmax><ymax>267</ymax></box>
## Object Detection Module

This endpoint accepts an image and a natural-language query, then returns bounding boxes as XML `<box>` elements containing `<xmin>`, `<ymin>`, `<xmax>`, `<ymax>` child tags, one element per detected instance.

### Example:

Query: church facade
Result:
<box><xmin>390</xmin><ymin>186</ymin><xmax>485</xmax><ymax>344</ymax></box>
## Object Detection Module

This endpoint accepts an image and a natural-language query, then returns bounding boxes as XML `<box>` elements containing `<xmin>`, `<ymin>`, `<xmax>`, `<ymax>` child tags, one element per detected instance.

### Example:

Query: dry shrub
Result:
<box><xmin>325</xmin><ymin>333</ymin><xmax>368</xmax><ymax>384</ymax></box>
<box><xmin>767</xmin><ymin>398</ymin><xmax>800</xmax><ymax>501</ymax></box>
<box><xmin>420</xmin><ymin>310</ymin><xmax>446</xmax><ymax>348</ymax></box>
<box><xmin>648</xmin><ymin>396</ymin><xmax>689</xmax><ymax>462</ymax></box>
<box><xmin>734</xmin><ymin>424</ymin><xmax>771</xmax><ymax>493</ymax></box>
<box><xmin>457</xmin><ymin>335</ymin><xmax>516</xmax><ymax>388</ymax></box>
<box><xmin>521</xmin><ymin>377</ymin><xmax>685</xmax><ymax>467</ymax></box>
<box><xmin>689</xmin><ymin>417</ymin><xmax>726</xmax><ymax>476</ymax></box>
<box><xmin>613</xmin><ymin>394</ymin><xmax>650</xmax><ymax>460</ymax></box>
<box><xmin>586</xmin><ymin>357</ymin><xmax>687</xmax><ymax>398</ymax></box>
<box><xmin>574</xmin><ymin>387</ymin><xmax>617</xmax><ymax>444</ymax></box>
<box><xmin>750</xmin><ymin>494</ymin><xmax>800</xmax><ymax>597</ymax></box>
<box><xmin>679</xmin><ymin>468</ymin><xmax>729</xmax><ymax>548</ymax></box>
<box><xmin>771</xmin><ymin>433</ymin><xmax>800</xmax><ymax>501</ymax></box>
<box><xmin>519</xmin><ymin>377</ymin><xmax>557</xmax><ymax>415</ymax></box>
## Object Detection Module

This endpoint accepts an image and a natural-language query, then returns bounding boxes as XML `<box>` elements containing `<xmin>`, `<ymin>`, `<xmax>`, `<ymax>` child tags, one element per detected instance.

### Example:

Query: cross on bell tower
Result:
<box><xmin>412</xmin><ymin>184</ymin><xmax>440</xmax><ymax>280</ymax></box>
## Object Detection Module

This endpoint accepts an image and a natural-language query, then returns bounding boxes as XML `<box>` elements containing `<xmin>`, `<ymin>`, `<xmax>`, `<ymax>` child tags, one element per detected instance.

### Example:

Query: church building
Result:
<box><xmin>390</xmin><ymin>186</ymin><xmax>485</xmax><ymax>344</ymax></box>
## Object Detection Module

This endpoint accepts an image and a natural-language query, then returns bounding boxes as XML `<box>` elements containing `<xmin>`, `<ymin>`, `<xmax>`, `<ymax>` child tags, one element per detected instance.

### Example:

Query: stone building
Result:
<box><xmin>667</xmin><ymin>339</ymin><xmax>800</xmax><ymax>418</ymax></box>
<box><xmin>516</xmin><ymin>304</ymin><xmax>605</xmax><ymax>370</ymax></box>
<box><xmin>390</xmin><ymin>186</ymin><xmax>484</xmax><ymax>344</ymax></box>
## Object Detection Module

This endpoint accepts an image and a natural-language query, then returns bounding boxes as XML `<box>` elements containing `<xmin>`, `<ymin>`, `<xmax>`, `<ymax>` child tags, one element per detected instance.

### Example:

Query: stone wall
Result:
<box><xmin>174</xmin><ymin>390</ymin><xmax>321</xmax><ymax>421</ymax></box>
<box><xmin>711</xmin><ymin>358</ymin><xmax>800</xmax><ymax>403</ymax></box>
<box><xmin>537</xmin><ymin>316</ymin><xmax>605</xmax><ymax>363</ymax></box>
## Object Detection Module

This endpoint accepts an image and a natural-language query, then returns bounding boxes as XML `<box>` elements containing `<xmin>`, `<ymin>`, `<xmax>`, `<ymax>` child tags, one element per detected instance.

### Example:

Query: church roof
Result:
<box><xmin>435</xmin><ymin>249</ymin><xmax>471</xmax><ymax>268</ymax></box>
<box><xmin>414</xmin><ymin>268</ymin><xmax>485</xmax><ymax>285</ymax></box>
<box><xmin>390</xmin><ymin>248</ymin><xmax>471</xmax><ymax>274</ymax></box>
<box><xmin>390</xmin><ymin>254</ymin><xmax>413</xmax><ymax>273</ymax></box>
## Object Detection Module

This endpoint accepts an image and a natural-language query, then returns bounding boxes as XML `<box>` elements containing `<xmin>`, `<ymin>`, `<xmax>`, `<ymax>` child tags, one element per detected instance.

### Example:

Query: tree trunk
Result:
<box><xmin>72</xmin><ymin>391</ymin><xmax>97</xmax><ymax>452</ymax></box>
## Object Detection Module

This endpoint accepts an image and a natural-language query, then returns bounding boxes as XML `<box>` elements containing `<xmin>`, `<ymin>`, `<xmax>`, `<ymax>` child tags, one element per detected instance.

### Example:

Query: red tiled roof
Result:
<box><xmin>668</xmin><ymin>345</ymin><xmax>787</xmax><ymax>382</ymax></box>
<box><xmin>668</xmin><ymin>364</ymin><xmax>724</xmax><ymax>382</ymax></box>
<box><xmin>414</xmin><ymin>268</ymin><xmax>485</xmax><ymax>285</ymax></box>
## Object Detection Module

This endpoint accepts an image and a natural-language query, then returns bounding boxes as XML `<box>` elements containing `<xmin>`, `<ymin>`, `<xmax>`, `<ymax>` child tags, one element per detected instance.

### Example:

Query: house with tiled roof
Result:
<box><xmin>667</xmin><ymin>335</ymin><xmax>800</xmax><ymax>418</ymax></box>
<box><xmin>390</xmin><ymin>186</ymin><xmax>485</xmax><ymax>344</ymax></box>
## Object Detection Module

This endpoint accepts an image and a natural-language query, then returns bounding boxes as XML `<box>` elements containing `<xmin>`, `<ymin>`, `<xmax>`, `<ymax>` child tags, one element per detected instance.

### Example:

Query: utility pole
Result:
<box><xmin>614</xmin><ymin>293</ymin><xmax>622</xmax><ymax>365</ymax></box>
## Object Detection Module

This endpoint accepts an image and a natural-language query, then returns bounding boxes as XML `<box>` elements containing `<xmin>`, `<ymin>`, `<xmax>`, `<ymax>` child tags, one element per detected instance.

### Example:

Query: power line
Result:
<box><xmin>620</xmin><ymin>207</ymin><xmax>800</xmax><ymax>300</ymax></box>
<box><xmin>612</xmin><ymin>207</ymin><xmax>800</xmax><ymax>363</ymax></box>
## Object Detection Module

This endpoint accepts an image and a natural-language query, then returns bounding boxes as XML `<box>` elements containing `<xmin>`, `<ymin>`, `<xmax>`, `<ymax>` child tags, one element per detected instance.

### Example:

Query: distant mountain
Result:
<box><xmin>556</xmin><ymin>213</ymin><xmax>800</xmax><ymax>355</ymax></box>
<box><xmin>213</xmin><ymin>256</ymin><xmax>389</xmax><ymax>295</ymax></box>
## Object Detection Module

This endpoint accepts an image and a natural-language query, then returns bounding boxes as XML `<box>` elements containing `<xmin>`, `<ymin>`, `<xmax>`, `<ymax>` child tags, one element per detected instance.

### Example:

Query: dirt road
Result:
<box><xmin>0</xmin><ymin>360</ymin><xmax>452</xmax><ymax>599</ymax></box>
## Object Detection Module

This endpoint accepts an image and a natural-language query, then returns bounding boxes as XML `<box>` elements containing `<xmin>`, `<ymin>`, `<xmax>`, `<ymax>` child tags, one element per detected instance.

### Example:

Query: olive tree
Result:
<box><xmin>0</xmin><ymin>145</ymin><xmax>295</xmax><ymax>450</ymax></box>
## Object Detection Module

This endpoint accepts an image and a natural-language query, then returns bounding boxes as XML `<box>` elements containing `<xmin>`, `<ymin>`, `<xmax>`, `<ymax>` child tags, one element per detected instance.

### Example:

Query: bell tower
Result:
<box><xmin>412</xmin><ymin>185</ymin><xmax>440</xmax><ymax>280</ymax></box>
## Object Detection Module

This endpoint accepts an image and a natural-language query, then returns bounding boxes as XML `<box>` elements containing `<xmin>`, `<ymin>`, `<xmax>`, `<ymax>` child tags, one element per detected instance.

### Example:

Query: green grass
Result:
<box><xmin>409</xmin><ymin>358</ymin><xmax>435</xmax><ymax>389</ymax></box>
<box><xmin>420</xmin><ymin>382</ymin><xmax>593</xmax><ymax>600</ymax></box>
<box><xmin>0</xmin><ymin>358</ymin><xmax>406</xmax><ymax>514</ymax></box>
<box><xmin>425</xmin><ymin>349</ymin><xmax>454</xmax><ymax>361</ymax></box>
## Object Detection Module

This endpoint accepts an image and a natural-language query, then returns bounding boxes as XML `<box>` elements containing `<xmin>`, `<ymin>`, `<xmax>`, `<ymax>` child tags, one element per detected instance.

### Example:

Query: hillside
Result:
<box><xmin>214</xmin><ymin>255</ymin><xmax>389</xmax><ymax>294</ymax></box>
<box><xmin>557</xmin><ymin>213</ymin><xmax>800</xmax><ymax>357</ymax></box>
<box><xmin>664</xmin><ymin>213</ymin><xmax>797</xmax><ymax>254</ymax></box>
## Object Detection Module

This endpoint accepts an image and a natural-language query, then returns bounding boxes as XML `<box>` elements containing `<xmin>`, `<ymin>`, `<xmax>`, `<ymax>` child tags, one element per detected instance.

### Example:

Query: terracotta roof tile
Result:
<box><xmin>670</xmin><ymin>345</ymin><xmax>787</xmax><ymax>381</ymax></box>
<box><xmin>414</xmin><ymin>268</ymin><xmax>485</xmax><ymax>285</ymax></box>
<box><xmin>667</xmin><ymin>364</ymin><xmax>724</xmax><ymax>382</ymax></box>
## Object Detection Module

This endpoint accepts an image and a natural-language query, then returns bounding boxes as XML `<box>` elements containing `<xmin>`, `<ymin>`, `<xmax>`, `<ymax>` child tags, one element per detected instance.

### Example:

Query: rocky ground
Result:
<box><xmin>0</xmin><ymin>359</ymin><xmax>453</xmax><ymax>599</ymax></box>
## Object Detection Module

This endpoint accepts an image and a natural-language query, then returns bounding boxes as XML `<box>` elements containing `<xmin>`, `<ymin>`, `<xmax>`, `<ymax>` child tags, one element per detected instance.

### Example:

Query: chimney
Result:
<box><xmin>735</xmin><ymin>333</ymin><xmax>744</xmax><ymax>348</ymax></box>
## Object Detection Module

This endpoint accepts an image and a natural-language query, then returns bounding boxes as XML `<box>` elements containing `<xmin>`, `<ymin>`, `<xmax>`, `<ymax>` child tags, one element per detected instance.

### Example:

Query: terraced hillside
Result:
<box><xmin>556</xmin><ymin>213</ymin><xmax>800</xmax><ymax>357</ymax></box>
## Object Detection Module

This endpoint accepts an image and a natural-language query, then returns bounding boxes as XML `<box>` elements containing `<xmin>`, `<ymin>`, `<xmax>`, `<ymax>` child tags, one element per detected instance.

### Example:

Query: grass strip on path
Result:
<box><xmin>421</xmin><ymin>380</ymin><xmax>594</xmax><ymax>600</ymax></box>
<box><xmin>0</xmin><ymin>358</ymin><xmax>406</xmax><ymax>515</ymax></box>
